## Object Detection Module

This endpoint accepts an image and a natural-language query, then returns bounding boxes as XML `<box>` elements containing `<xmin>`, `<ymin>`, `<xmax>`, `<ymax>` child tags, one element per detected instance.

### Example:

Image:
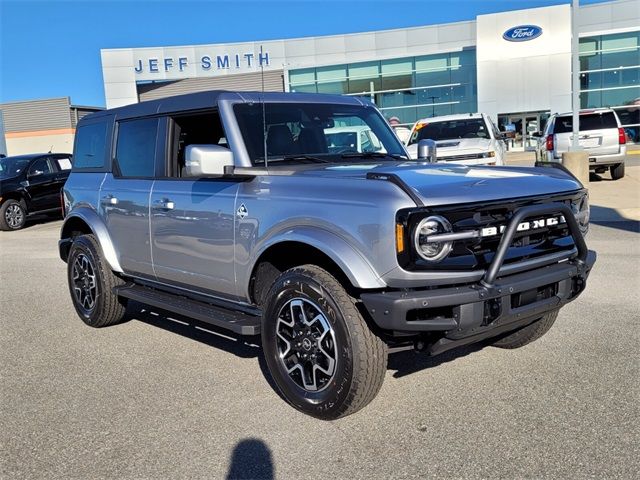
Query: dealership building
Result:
<box><xmin>101</xmin><ymin>0</ymin><xmax>639</xmax><ymax>148</ymax></box>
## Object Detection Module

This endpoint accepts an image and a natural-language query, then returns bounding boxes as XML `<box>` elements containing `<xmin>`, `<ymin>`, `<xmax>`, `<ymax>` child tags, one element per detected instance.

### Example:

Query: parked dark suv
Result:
<box><xmin>0</xmin><ymin>153</ymin><xmax>72</xmax><ymax>230</ymax></box>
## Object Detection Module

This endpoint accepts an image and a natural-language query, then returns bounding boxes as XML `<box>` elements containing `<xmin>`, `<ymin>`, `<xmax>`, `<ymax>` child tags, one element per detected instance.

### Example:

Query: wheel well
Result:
<box><xmin>1</xmin><ymin>192</ymin><xmax>27</xmax><ymax>208</ymax></box>
<box><xmin>59</xmin><ymin>217</ymin><xmax>94</xmax><ymax>261</ymax></box>
<box><xmin>249</xmin><ymin>241</ymin><xmax>357</xmax><ymax>306</ymax></box>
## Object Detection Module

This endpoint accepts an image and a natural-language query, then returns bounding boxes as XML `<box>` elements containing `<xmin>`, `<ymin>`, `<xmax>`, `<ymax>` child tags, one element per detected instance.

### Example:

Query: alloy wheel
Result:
<box><xmin>72</xmin><ymin>253</ymin><xmax>98</xmax><ymax>312</ymax></box>
<box><xmin>5</xmin><ymin>204</ymin><xmax>24</xmax><ymax>229</ymax></box>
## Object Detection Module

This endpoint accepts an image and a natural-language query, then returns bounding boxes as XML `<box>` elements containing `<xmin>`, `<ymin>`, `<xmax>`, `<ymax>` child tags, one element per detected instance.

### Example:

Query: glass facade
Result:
<box><xmin>288</xmin><ymin>49</ymin><xmax>478</xmax><ymax>126</ymax></box>
<box><xmin>579</xmin><ymin>31</ymin><xmax>640</xmax><ymax>141</ymax></box>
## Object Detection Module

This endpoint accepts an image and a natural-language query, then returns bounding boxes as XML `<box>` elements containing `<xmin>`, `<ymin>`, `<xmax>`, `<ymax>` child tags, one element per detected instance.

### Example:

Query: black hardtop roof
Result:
<box><xmin>2</xmin><ymin>153</ymin><xmax>71</xmax><ymax>161</ymax></box>
<box><xmin>81</xmin><ymin>90</ymin><xmax>367</xmax><ymax>123</ymax></box>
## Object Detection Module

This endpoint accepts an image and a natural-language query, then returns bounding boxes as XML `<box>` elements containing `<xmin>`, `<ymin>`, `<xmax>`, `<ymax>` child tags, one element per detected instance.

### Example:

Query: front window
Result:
<box><xmin>233</xmin><ymin>102</ymin><xmax>407</xmax><ymax>165</ymax></box>
<box><xmin>408</xmin><ymin>118</ymin><xmax>489</xmax><ymax>145</ymax></box>
<box><xmin>0</xmin><ymin>157</ymin><xmax>30</xmax><ymax>179</ymax></box>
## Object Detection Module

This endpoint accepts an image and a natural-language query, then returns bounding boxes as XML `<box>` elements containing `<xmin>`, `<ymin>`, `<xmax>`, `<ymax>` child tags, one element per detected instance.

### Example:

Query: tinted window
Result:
<box><xmin>0</xmin><ymin>157</ymin><xmax>30</xmax><ymax>179</ymax></box>
<box><xmin>553</xmin><ymin>112</ymin><xmax>618</xmax><ymax>133</ymax></box>
<box><xmin>115</xmin><ymin>118</ymin><xmax>158</xmax><ymax>177</ymax></box>
<box><xmin>74</xmin><ymin>122</ymin><xmax>108</xmax><ymax>168</ymax></box>
<box><xmin>29</xmin><ymin>158</ymin><xmax>53</xmax><ymax>176</ymax></box>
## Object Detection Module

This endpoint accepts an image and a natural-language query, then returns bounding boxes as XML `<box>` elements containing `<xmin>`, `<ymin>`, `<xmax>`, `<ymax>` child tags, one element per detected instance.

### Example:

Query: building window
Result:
<box><xmin>288</xmin><ymin>48</ymin><xmax>478</xmax><ymax>127</ymax></box>
<box><xmin>579</xmin><ymin>30</ymin><xmax>640</xmax><ymax>141</ymax></box>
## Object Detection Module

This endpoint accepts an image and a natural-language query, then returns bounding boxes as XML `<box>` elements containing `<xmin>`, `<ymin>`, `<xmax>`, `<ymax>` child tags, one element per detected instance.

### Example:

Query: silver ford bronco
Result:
<box><xmin>59</xmin><ymin>91</ymin><xmax>596</xmax><ymax>419</ymax></box>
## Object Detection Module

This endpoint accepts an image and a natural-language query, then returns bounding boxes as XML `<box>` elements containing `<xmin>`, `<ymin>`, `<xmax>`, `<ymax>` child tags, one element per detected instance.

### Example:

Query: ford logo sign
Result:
<box><xmin>503</xmin><ymin>25</ymin><xmax>543</xmax><ymax>42</ymax></box>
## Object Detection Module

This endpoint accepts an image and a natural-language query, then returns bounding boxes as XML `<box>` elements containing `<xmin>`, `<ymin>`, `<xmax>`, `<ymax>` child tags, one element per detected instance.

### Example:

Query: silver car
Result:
<box><xmin>536</xmin><ymin>108</ymin><xmax>627</xmax><ymax>180</ymax></box>
<box><xmin>59</xmin><ymin>91</ymin><xmax>595</xmax><ymax>419</ymax></box>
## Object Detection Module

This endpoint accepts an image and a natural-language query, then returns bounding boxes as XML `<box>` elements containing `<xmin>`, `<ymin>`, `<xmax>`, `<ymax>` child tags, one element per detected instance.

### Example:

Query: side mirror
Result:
<box><xmin>417</xmin><ymin>139</ymin><xmax>437</xmax><ymax>163</ymax></box>
<box><xmin>185</xmin><ymin>144</ymin><xmax>234</xmax><ymax>177</ymax></box>
<box><xmin>28</xmin><ymin>169</ymin><xmax>44</xmax><ymax>178</ymax></box>
<box><xmin>530</xmin><ymin>131</ymin><xmax>542</xmax><ymax>138</ymax></box>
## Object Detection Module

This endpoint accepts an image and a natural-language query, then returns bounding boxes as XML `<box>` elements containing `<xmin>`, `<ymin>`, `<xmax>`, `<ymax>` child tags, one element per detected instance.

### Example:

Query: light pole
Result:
<box><xmin>571</xmin><ymin>0</ymin><xmax>581</xmax><ymax>151</ymax></box>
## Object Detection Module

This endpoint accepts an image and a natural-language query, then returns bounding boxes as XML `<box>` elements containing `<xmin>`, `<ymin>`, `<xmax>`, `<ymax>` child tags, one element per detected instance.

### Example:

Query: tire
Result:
<box><xmin>262</xmin><ymin>265</ymin><xmax>387</xmax><ymax>420</ymax></box>
<box><xmin>492</xmin><ymin>309</ymin><xmax>559</xmax><ymax>349</ymax></box>
<box><xmin>67</xmin><ymin>234</ymin><xmax>128</xmax><ymax>328</ymax></box>
<box><xmin>0</xmin><ymin>199</ymin><xmax>26</xmax><ymax>231</ymax></box>
<box><xmin>610</xmin><ymin>163</ymin><xmax>625</xmax><ymax>180</ymax></box>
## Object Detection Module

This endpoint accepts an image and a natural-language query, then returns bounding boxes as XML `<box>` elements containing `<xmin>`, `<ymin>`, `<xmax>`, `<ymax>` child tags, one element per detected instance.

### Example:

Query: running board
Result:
<box><xmin>116</xmin><ymin>284</ymin><xmax>261</xmax><ymax>335</ymax></box>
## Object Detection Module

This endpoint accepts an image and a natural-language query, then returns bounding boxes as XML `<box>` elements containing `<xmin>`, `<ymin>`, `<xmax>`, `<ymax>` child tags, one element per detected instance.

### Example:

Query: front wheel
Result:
<box><xmin>261</xmin><ymin>265</ymin><xmax>387</xmax><ymax>420</ymax></box>
<box><xmin>492</xmin><ymin>310</ymin><xmax>559</xmax><ymax>349</ymax></box>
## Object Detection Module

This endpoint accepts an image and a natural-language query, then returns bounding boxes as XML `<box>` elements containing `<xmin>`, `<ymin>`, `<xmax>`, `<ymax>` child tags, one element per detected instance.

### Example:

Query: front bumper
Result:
<box><xmin>361</xmin><ymin>203</ymin><xmax>596</xmax><ymax>354</ymax></box>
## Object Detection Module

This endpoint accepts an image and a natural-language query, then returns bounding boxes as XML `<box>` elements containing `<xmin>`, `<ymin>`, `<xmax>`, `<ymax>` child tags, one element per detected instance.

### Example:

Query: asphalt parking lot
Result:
<box><xmin>1</xmin><ymin>166</ymin><xmax>639</xmax><ymax>479</ymax></box>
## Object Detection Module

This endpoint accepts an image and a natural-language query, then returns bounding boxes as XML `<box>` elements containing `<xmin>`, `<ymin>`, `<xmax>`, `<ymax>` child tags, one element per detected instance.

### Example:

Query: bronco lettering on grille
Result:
<box><xmin>480</xmin><ymin>216</ymin><xmax>566</xmax><ymax>238</ymax></box>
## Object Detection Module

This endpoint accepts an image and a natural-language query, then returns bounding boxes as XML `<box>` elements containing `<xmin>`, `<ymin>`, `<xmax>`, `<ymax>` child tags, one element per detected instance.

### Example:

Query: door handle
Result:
<box><xmin>101</xmin><ymin>195</ymin><xmax>119</xmax><ymax>205</ymax></box>
<box><xmin>153</xmin><ymin>199</ymin><xmax>175</xmax><ymax>210</ymax></box>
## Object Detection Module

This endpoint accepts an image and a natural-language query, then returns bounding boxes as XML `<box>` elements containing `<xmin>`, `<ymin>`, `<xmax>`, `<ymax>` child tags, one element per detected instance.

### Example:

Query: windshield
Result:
<box><xmin>234</xmin><ymin>102</ymin><xmax>407</xmax><ymax>165</ymax></box>
<box><xmin>408</xmin><ymin>118</ymin><xmax>489</xmax><ymax>145</ymax></box>
<box><xmin>0</xmin><ymin>157</ymin><xmax>31</xmax><ymax>179</ymax></box>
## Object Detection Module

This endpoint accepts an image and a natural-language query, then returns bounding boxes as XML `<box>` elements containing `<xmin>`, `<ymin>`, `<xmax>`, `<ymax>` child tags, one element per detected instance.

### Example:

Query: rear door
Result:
<box><xmin>100</xmin><ymin>117</ymin><xmax>163</xmax><ymax>279</ymax></box>
<box><xmin>553</xmin><ymin>112</ymin><xmax>620</xmax><ymax>156</ymax></box>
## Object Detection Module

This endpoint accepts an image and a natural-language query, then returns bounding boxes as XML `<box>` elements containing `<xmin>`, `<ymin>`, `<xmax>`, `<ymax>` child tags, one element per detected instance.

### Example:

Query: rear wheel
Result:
<box><xmin>492</xmin><ymin>310</ymin><xmax>558</xmax><ymax>349</ymax></box>
<box><xmin>67</xmin><ymin>234</ymin><xmax>128</xmax><ymax>327</ymax></box>
<box><xmin>262</xmin><ymin>265</ymin><xmax>387</xmax><ymax>420</ymax></box>
<box><xmin>610</xmin><ymin>163</ymin><xmax>625</xmax><ymax>180</ymax></box>
<box><xmin>0</xmin><ymin>199</ymin><xmax>26</xmax><ymax>231</ymax></box>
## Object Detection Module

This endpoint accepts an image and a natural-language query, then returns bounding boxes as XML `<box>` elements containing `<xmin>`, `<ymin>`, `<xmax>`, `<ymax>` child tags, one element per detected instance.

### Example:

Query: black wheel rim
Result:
<box><xmin>72</xmin><ymin>253</ymin><xmax>97</xmax><ymax>313</ymax></box>
<box><xmin>275</xmin><ymin>298</ymin><xmax>337</xmax><ymax>392</ymax></box>
<box><xmin>5</xmin><ymin>204</ymin><xmax>24</xmax><ymax>228</ymax></box>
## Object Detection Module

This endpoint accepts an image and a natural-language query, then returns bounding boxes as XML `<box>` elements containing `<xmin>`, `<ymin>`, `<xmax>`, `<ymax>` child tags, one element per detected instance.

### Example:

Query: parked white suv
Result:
<box><xmin>536</xmin><ymin>109</ymin><xmax>627</xmax><ymax>180</ymax></box>
<box><xmin>406</xmin><ymin>113</ymin><xmax>506</xmax><ymax>166</ymax></box>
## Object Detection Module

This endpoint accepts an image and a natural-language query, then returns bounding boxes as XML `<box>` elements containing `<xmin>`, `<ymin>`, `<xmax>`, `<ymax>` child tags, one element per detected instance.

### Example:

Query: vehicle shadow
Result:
<box><xmin>130</xmin><ymin>301</ymin><xmax>488</xmax><ymax>386</ymax></box>
<box><xmin>589</xmin><ymin>205</ymin><xmax>639</xmax><ymax>233</ymax></box>
<box><xmin>388</xmin><ymin>342</ymin><xmax>486</xmax><ymax>379</ymax></box>
<box><xmin>225</xmin><ymin>438</ymin><xmax>274</xmax><ymax>480</ymax></box>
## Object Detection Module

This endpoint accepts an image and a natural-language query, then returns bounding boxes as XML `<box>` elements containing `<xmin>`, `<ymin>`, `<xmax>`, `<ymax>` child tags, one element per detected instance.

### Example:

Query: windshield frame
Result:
<box><xmin>230</xmin><ymin>101</ymin><xmax>409</xmax><ymax>167</ymax></box>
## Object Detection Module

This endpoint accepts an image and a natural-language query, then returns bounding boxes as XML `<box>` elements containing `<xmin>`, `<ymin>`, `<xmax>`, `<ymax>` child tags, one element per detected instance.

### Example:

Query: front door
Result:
<box><xmin>149</xmin><ymin>179</ymin><xmax>239</xmax><ymax>299</ymax></box>
<box><xmin>25</xmin><ymin>157</ymin><xmax>59</xmax><ymax>212</ymax></box>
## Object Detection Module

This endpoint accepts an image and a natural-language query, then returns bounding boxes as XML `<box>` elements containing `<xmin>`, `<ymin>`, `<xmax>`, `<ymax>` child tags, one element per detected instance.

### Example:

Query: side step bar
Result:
<box><xmin>116</xmin><ymin>284</ymin><xmax>261</xmax><ymax>335</ymax></box>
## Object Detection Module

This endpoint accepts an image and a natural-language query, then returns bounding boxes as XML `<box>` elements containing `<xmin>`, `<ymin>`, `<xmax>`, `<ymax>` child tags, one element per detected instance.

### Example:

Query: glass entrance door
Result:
<box><xmin>498</xmin><ymin>112</ymin><xmax>549</xmax><ymax>151</ymax></box>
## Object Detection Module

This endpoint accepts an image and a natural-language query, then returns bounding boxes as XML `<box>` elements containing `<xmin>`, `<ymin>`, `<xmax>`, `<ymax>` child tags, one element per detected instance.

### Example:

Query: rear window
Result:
<box><xmin>115</xmin><ymin>118</ymin><xmax>158</xmax><ymax>177</ymax></box>
<box><xmin>73</xmin><ymin>122</ymin><xmax>108</xmax><ymax>169</ymax></box>
<box><xmin>553</xmin><ymin>112</ymin><xmax>618</xmax><ymax>133</ymax></box>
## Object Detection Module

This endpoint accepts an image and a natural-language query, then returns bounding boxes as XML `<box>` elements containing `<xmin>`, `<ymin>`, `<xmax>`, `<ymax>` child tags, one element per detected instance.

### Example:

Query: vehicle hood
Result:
<box><xmin>406</xmin><ymin>138</ymin><xmax>492</xmax><ymax>158</ymax></box>
<box><xmin>290</xmin><ymin>162</ymin><xmax>582</xmax><ymax>206</ymax></box>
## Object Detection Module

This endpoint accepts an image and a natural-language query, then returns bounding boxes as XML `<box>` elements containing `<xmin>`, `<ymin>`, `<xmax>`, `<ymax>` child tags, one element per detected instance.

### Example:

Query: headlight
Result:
<box><xmin>414</xmin><ymin>215</ymin><xmax>453</xmax><ymax>262</ymax></box>
<box><xmin>572</xmin><ymin>193</ymin><xmax>590</xmax><ymax>236</ymax></box>
<box><xmin>481</xmin><ymin>151</ymin><xmax>496</xmax><ymax>158</ymax></box>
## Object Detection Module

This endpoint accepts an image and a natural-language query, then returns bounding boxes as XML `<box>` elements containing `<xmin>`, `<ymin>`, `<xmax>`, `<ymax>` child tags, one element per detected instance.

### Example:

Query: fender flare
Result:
<box><xmin>60</xmin><ymin>207</ymin><xmax>123</xmax><ymax>273</ymax></box>
<box><xmin>248</xmin><ymin>226</ymin><xmax>387</xmax><ymax>291</ymax></box>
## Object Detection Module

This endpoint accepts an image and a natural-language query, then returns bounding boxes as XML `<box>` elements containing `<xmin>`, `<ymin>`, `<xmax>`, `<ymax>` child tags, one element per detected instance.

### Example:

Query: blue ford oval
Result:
<box><xmin>503</xmin><ymin>25</ymin><xmax>543</xmax><ymax>42</ymax></box>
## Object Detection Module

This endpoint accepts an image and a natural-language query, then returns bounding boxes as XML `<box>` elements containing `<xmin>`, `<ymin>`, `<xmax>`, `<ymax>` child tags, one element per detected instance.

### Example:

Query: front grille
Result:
<box><xmin>398</xmin><ymin>192</ymin><xmax>583</xmax><ymax>272</ymax></box>
<box><xmin>439</xmin><ymin>153</ymin><xmax>486</xmax><ymax>161</ymax></box>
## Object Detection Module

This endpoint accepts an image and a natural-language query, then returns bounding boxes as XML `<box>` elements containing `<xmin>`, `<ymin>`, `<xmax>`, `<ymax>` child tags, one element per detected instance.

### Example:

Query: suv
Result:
<box><xmin>537</xmin><ymin>109</ymin><xmax>627</xmax><ymax>180</ymax></box>
<box><xmin>59</xmin><ymin>91</ymin><xmax>595</xmax><ymax>419</ymax></box>
<box><xmin>0</xmin><ymin>153</ymin><xmax>72</xmax><ymax>230</ymax></box>
<box><xmin>405</xmin><ymin>113</ymin><xmax>506</xmax><ymax>166</ymax></box>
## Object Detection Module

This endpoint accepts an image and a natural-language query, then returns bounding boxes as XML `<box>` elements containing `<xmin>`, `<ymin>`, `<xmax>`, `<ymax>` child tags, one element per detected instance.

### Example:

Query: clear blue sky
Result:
<box><xmin>0</xmin><ymin>0</ymin><xmax>609</xmax><ymax>107</ymax></box>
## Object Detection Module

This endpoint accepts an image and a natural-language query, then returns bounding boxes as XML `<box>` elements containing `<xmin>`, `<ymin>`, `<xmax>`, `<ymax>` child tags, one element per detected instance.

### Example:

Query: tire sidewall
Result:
<box><xmin>67</xmin><ymin>236</ymin><xmax>106</xmax><ymax>326</ymax></box>
<box><xmin>262</xmin><ymin>270</ymin><xmax>355</xmax><ymax>418</ymax></box>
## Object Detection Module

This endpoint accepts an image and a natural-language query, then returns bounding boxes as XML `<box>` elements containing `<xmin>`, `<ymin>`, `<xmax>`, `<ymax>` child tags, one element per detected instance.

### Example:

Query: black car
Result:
<box><xmin>0</xmin><ymin>153</ymin><xmax>72</xmax><ymax>231</ymax></box>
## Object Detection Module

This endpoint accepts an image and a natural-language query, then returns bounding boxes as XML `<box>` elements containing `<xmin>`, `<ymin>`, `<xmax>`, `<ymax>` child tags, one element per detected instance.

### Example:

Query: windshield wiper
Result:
<box><xmin>341</xmin><ymin>152</ymin><xmax>407</xmax><ymax>160</ymax></box>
